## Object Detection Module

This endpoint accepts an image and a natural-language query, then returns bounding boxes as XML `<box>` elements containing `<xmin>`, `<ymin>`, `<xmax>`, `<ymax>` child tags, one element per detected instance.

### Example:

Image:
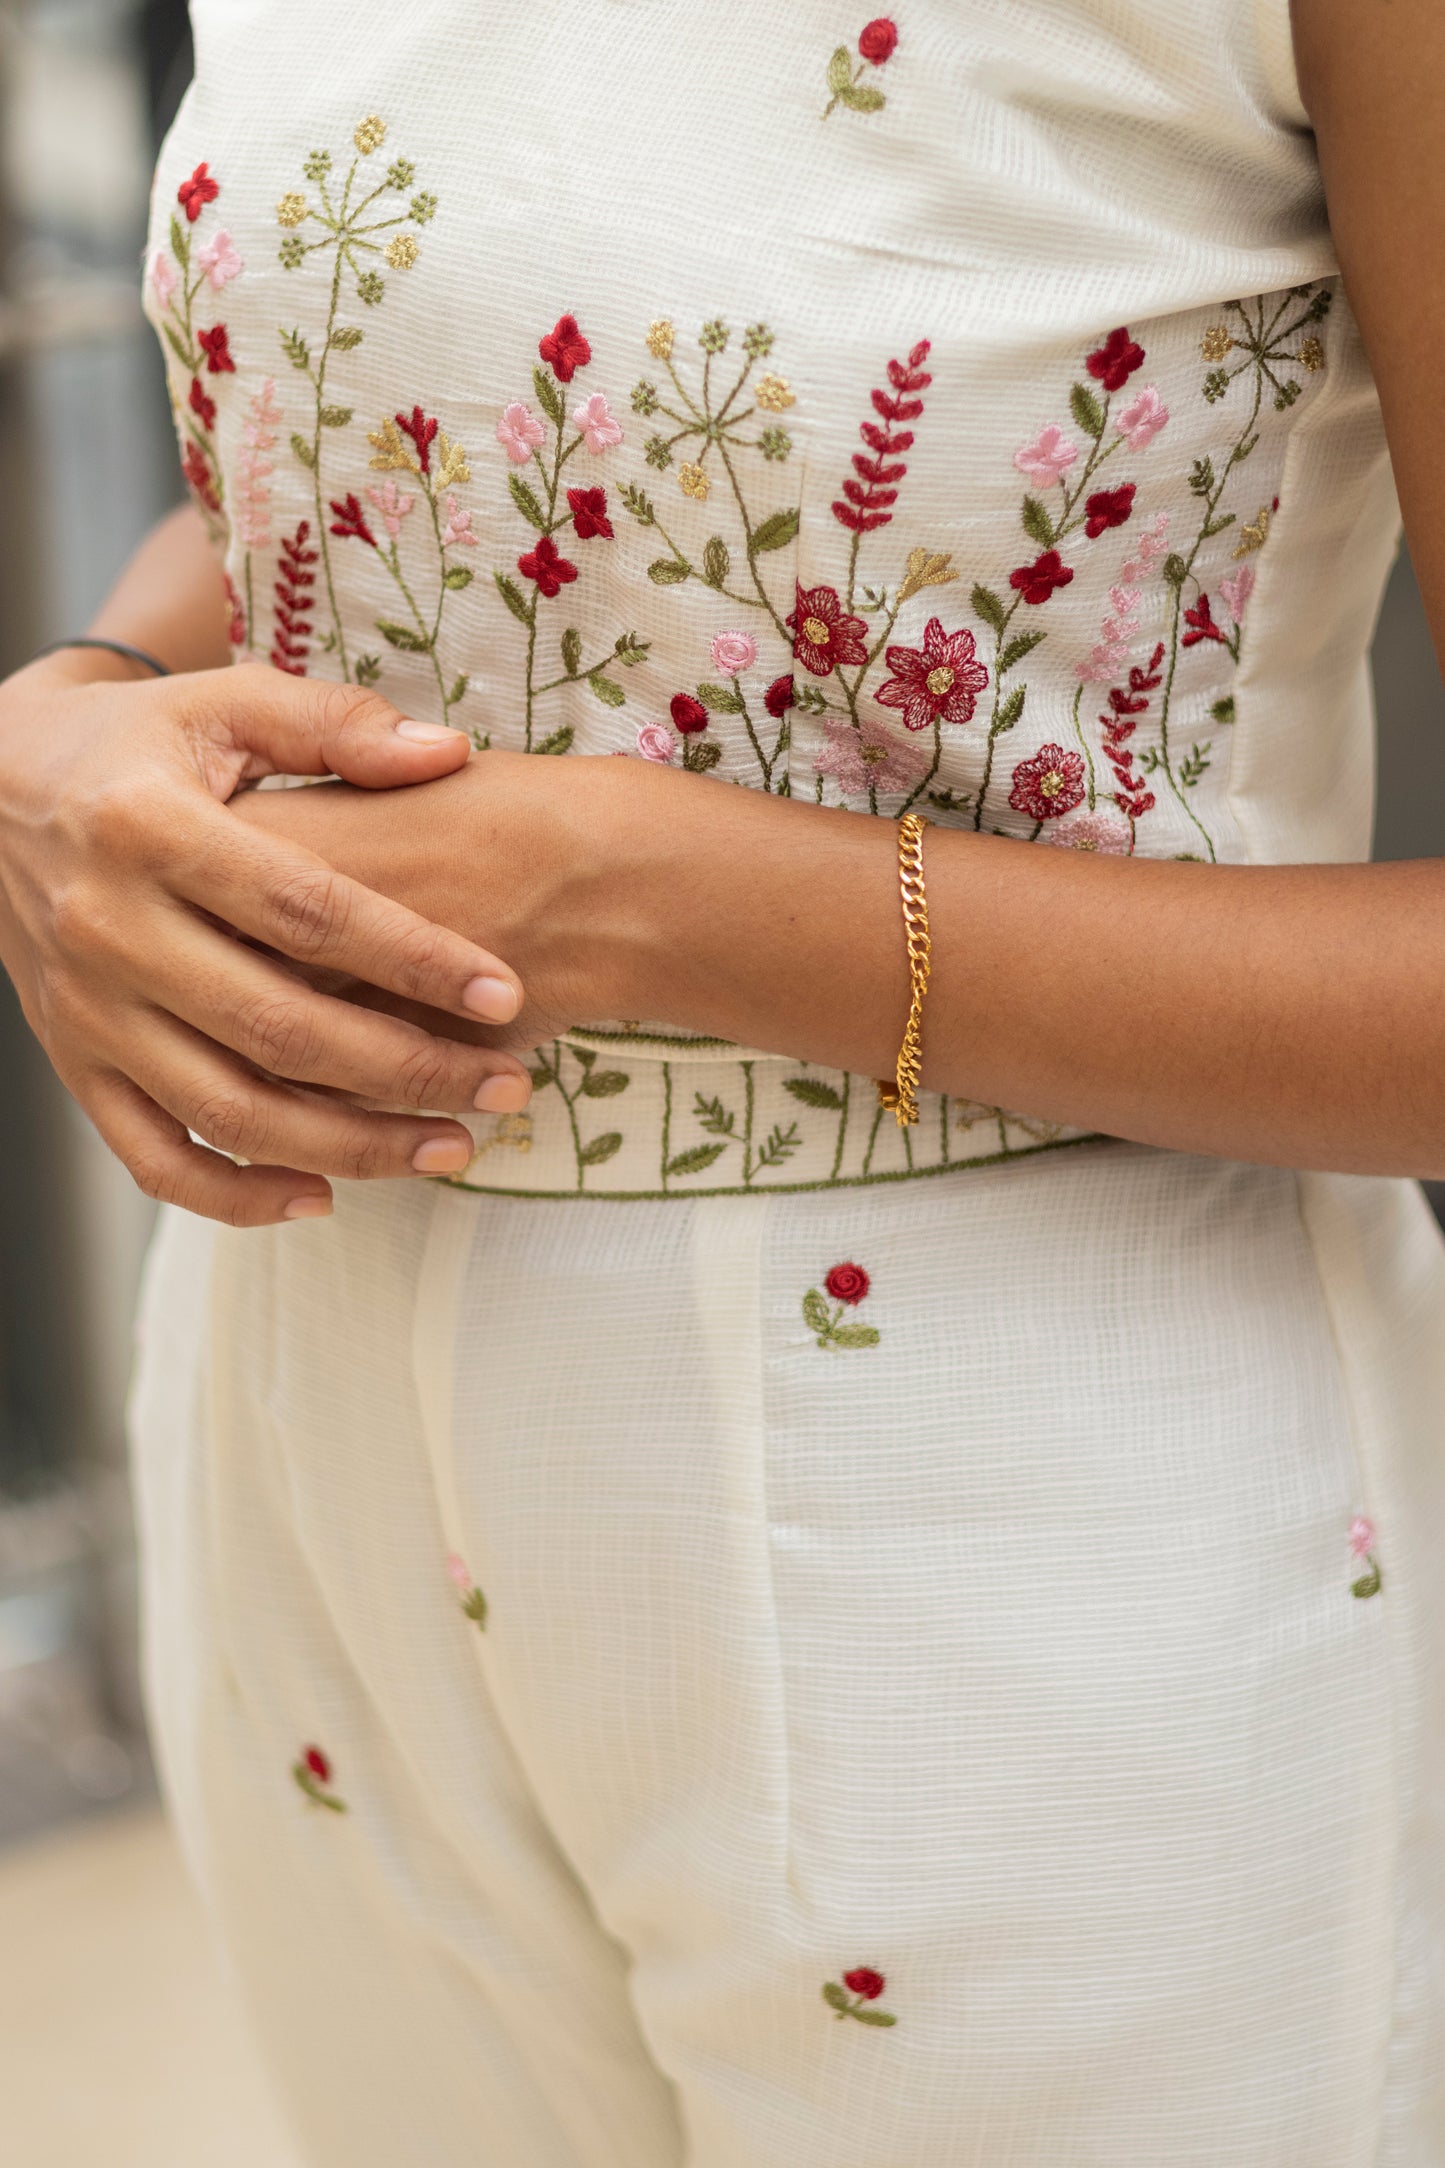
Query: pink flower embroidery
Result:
<box><xmin>1350</xmin><ymin>1516</ymin><xmax>1382</xmax><ymax>1600</ymax></box>
<box><xmin>439</xmin><ymin>494</ymin><xmax>478</xmax><ymax>548</ymax></box>
<box><xmin>1118</xmin><ymin>508</ymin><xmax>1170</xmax><ymax>586</ymax></box>
<box><xmin>1013</xmin><ymin>424</ymin><xmax>1079</xmax><ymax>489</ymax></box>
<box><xmin>496</xmin><ymin>401</ymin><xmax>546</xmax><ymax>464</ymax></box>
<box><xmin>813</xmin><ymin>714</ymin><xmax>928</xmax><ymax>798</ymax></box>
<box><xmin>1220</xmin><ymin>564</ymin><xmax>1255</xmax><ymax>623</ymax></box>
<box><xmin>572</xmin><ymin>392</ymin><xmax>622</xmax><ymax>454</ymax></box>
<box><xmin>877</xmin><ymin>618</ymin><xmax>990</xmax><ymax>732</ymax></box>
<box><xmin>196</xmin><ymin>227</ymin><xmax>243</xmax><ymax>290</ymax></box>
<box><xmin>447</xmin><ymin>1552</ymin><xmax>489</xmax><ymax>1627</ymax></box>
<box><xmin>446</xmin><ymin>1553</ymin><xmax>472</xmax><ymax>1590</ymax></box>
<box><xmin>1038</xmin><ymin>807</ymin><xmax>1134</xmax><ymax>854</ymax></box>
<box><xmin>1116</xmin><ymin>384</ymin><xmax>1169</xmax><ymax>450</ymax></box>
<box><xmin>146</xmin><ymin>246</ymin><xmax>177</xmax><ymax>310</ymax></box>
<box><xmin>1076</xmin><ymin>584</ymin><xmax>1142</xmax><ymax>686</ymax></box>
<box><xmin>1009</xmin><ymin>743</ymin><xmax>1086</xmax><ymax>822</ymax></box>
<box><xmin>366</xmin><ymin>477</ymin><xmax>415</xmax><ymax>539</ymax></box>
<box><xmin>637</xmin><ymin>722</ymin><xmax>679</xmax><ymax>763</ymax></box>
<box><xmin>710</xmin><ymin>630</ymin><xmax>758</xmax><ymax>677</ymax></box>
<box><xmin>234</xmin><ymin>377</ymin><xmax>281</xmax><ymax>550</ymax></box>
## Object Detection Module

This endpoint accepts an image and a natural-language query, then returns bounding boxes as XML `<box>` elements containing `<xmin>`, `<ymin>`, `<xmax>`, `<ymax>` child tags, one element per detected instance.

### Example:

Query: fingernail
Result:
<box><xmin>283</xmin><ymin>1195</ymin><xmax>333</xmax><ymax>1220</ymax></box>
<box><xmin>396</xmin><ymin>718</ymin><xmax>464</xmax><ymax>744</ymax></box>
<box><xmin>412</xmin><ymin>1135</ymin><xmax>474</xmax><ymax>1174</ymax></box>
<box><xmin>474</xmin><ymin>1073</ymin><xmax>532</xmax><ymax>1114</ymax></box>
<box><xmin>462</xmin><ymin>975</ymin><xmax>520</xmax><ymax>1023</ymax></box>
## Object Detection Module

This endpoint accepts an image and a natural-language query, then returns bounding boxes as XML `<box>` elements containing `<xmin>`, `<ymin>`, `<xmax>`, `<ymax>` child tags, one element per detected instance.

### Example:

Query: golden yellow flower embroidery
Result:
<box><xmin>1200</xmin><ymin>326</ymin><xmax>1232</xmax><ymax>362</ymax></box>
<box><xmin>678</xmin><ymin>461</ymin><xmax>711</xmax><ymax>501</ymax></box>
<box><xmin>276</xmin><ymin>192</ymin><xmax>308</xmax><ymax>228</ymax></box>
<box><xmin>645</xmin><ymin>319</ymin><xmax>675</xmax><ymax>360</ymax></box>
<box><xmin>1299</xmin><ymin>335</ymin><xmax>1326</xmax><ymax>373</ymax></box>
<box><xmin>1232</xmin><ymin>504</ymin><xmax>1272</xmax><ymax>558</ymax></box>
<box><xmin>897</xmin><ymin>548</ymin><xmax>959</xmax><ymax>605</ymax></box>
<box><xmin>368</xmin><ymin>415</ymin><xmax>419</xmax><ymax>473</ymax></box>
<box><xmin>755</xmin><ymin>372</ymin><xmax>796</xmax><ymax>413</ymax></box>
<box><xmin>354</xmin><ymin>114</ymin><xmax>387</xmax><ymax>155</ymax></box>
<box><xmin>435</xmin><ymin>431</ymin><xmax>471</xmax><ymax>488</ymax></box>
<box><xmin>385</xmin><ymin>234</ymin><xmax>420</xmax><ymax>270</ymax></box>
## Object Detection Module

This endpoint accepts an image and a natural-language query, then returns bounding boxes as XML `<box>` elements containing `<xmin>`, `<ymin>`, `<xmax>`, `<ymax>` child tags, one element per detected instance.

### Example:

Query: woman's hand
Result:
<box><xmin>0</xmin><ymin>653</ymin><xmax>534</xmax><ymax>1227</ymax></box>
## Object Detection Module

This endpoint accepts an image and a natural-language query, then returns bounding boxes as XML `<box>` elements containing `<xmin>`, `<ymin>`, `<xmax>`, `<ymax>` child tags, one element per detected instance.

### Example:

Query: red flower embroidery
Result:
<box><xmin>188</xmin><ymin>376</ymin><xmax>217</xmax><ymax>432</ymax></box>
<box><xmin>224</xmin><ymin>572</ymin><xmax>246</xmax><ymax>648</ymax></box>
<box><xmin>833</xmin><ymin>340</ymin><xmax>931</xmax><ymax>534</ymax></box>
<box><xmin>566</xmin><ymin>485</ymin><xmax>613</xmax><ymax>540</ymax></box>
<box><xmin>304</xmin><ymin>1746</ymin><xmax>331</xmax><ymax>1782</ymax></box>
<box><xmin>877</xmin><ymin>618</ymin><xmax>990</xmax><ymax>732</ymax></box>
<box><xmin>270</xmin><ymin>519</ymin><xmax>316</xmax><ymax>676</ymax></box>
<box><xmin>1182</xmin><ymin>593</ymin><xmax>1227</xmax><ymax>646</ymax></box>
<box><xmin>823</xmin><ymin>1968</ymin><xmax>897</xmax><ymax>2024</ymax></box>
<box><xmin>1086</xmin><ymin>327</ymin><xmax>1145</xmax><ymax>393</ymax></box>
<box><xmin>764</xmin><ymin>674</ymin><xmax>796</xmax><ymax>719</ymax></box>
<box><xmin>1099</xmin><ymin>641</ymin><xmax>1162</xmax><ymax>821</ymax></box>
<box><xmin>1008</xmin><ymin>550</ymin><xmax>1074</xmax><ymax>605</ymax></box>
<box><xmin>180</xmin><ymin>440</ymin><xmax>220</xmax><ymax>514</ymax></box>
<box><xmin>670</xmin><ymin>694</ymin><xmax>709</xmax><ymax>734</ymax></box>
<box><xmin>789</xmin><ymin>584</ymin><xmax>870</xmax><ymax>677</ymax></box>
<box><xmin>329</xmin><ymin>492</ymin><xmax>377</xmax><ymax>547</ymax></box>
<box><xmin>519</xmin><ymin>535</ymin><xmax>578</xmax><ymax>597</ymax></box>
<box><xmin>843</xmin><ymin>1966</ymin><xmax>886</xmax><ymax>1998</ymax></box>
<box><xmin>825</xmin><ymin>1262</ymin><xmax>870</xmax><ymax>1304</ymax></box>
<box><xmin>1083</xmin><ymin>482</ymin><xmax>1136</xmax><ymax>539</ymax></box>
<box><xmin>177</xmin><ymin>161</ymin><xmax>219</xmax><ymax>222</ymax></box>
<box><xmin>395</xmin><ymin>405</ymin><xmax>439</xmax><ymax>476</ymax></box>
<box><xmin>539</xmin><ymin>313</ymin><xmax>591</xmax><ymax>383</ymax></box>
<box><xmin>1009</xmin><ymin>743</ymin><xmax>1087</xmax><ymax>822</ymax></box>
<box><xmin>198</xmin><ymin>323</ymin><xmax>235</xmax><ymax>376</ymax></box>
<box><xmin>292</xmin><ymin>1743</ymin><xmax>346</xmax><ymax>1813</ymax></box>
<box><xmin>858</xmin><ymin>18</ymin><xmax>898</xmax><ymax>62</ymax></box>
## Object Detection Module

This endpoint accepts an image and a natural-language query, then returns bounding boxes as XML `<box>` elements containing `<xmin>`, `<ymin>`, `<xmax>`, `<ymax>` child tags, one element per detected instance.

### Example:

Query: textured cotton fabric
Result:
<box><xmin>130</xmin><ymin>4</ymin><xmax>1445</xmax><ymax>2162</ymax></box>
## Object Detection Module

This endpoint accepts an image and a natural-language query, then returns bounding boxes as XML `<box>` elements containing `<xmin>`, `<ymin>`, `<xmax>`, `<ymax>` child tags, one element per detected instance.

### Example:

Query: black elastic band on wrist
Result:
<box><xmin>31</xmin><ymin>637</ymin><xmax>171</xmax><ymax>678</ymax></box>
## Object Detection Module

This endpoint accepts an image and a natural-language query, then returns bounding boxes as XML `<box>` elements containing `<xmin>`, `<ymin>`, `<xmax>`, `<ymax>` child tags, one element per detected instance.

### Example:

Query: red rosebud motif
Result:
<box><xmin>304</xmin><ymin>1746</ymin><xmax>331</xmax><ymax>1783</ymax></box>
<box><xmin>188</xmin><ymin>375</ymin><xmax>217</xmax><ymax>432</ymax></box>
<box><xmin>858</xmin><ymin>18</ymin><xmax>898</xmax><ymax>62</ymax></box>
<box><xmin>825</xmin><ymin>1263</ymin><xmax>870</xmax><ymax>1305</ymax></box>
<box><xmin>1086</xmin><ymin>326</ymin><xmax>1145</xmax><ymax>393</ymax></box>
<box><xmin>1083</xmin><ymin>482</ymin><xmax>1136</xmax><ymax>539</ymax></box>
<box><xmin>1009</xmin><ymin>743</ymin><xmax>1087</xmax><ymax>822</ymax></box>
<box><xmin>518</xmin><ymin>535</ymin><xmax>578</xmax><ymax>598</ymax></box>
<box><xmin>539</xmin><ymin>313</ymin><xmax>592</xmax><ymax>384</ymax></box>
<box><xmin>329</xmin><ymin>492</ymin><xmax>378</xmax><ymax>548</ymax></box>
<box><xmin>177</xmin><ymin>161</ymin><xmax>219</xmax><ymax>222</ymax></box>
<box><xmin>1008</xmin><ymin>549</ymin><xmax>1074</xmax><ymax>606</ymax></box>
<box><xmin>670</xmin><ymin>694</ymin><xmax>709</xmax><ymax>735</ymax></box>
<box><xmin>1182</xmin><ymin>593</ymin><xmax>1227</xmax><ymax>647</ymax></box>
<box><xmin>566</xmin><ymin>485</ymin><xmax>613</xmax><ymax>540</ymax></box>
<box><xmin>788</xmin><ymin>583</ymin><xmax>870</xmax><ymax>677</ymax></box>
<box><xmin>843</xmin><ymin>1967</ymin><xmax>886</xmax><ymax>2000</ymax></box>
<box><xmin>764</xmin><ymin>675</ymin><xmax>796</xmax><ymax>719</ymax></box>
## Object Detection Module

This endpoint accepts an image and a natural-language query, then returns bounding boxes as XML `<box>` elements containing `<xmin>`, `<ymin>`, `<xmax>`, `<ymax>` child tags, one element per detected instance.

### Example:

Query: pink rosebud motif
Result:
<box><xmin>196</xmin><ymin>228</ymin><xmax>244</xmax><ymax>290</ymax></box>
<box><xmin>439</xmin><ymin>494</ymin><xmax>478</xmax><ymax>548</ymax></box>
<box><xmin>1349</xmin><ymin>1516</ymin><xmax>1375</xmax><ymax>1559</ymax></box>
<box><xmin>710</xmin><ymin>630</ymin><xmax>758</xmax><ymax>677</ymax></box>
<box><xmin>1038</xmin><ymin>807</ymin><xmax>1134</xmax><ymax>855</ymax></box>
<box><xmin>365</xmin><ymin>477</ymin><xmax>415</xmax><ymax>539</ymax></box>
<box><xmin>147</xmin><ymin>246</ymin><xmax>177</xmax><ymax>310</ymax></box>
<box><xmin>446</xmin><ymin>1553</ymin><xmax>472</xmax><ymax>1590</ymax></box>
<box><xmin>572</xmin><ymin>392</ymin><xmax>622</xmax><ymax>454</ymax></box>
<box><xmin>496</xmin><ymin>401</ymin><xmax>547</xmax><ymax>464</ymax></box>
<box><xmin>1220</xmin><ymin>564</ymin><xmax>1255</xmax><ymax>624</ymax></box>
<box><xmin>637</xmin><ymin>722</ymin><xmax>679</xmax><ymax>763</ymax></box>
<box><xmin>447</xmin><ymin>1552</ymin><xmax>489</xmax><ymax>1628</ymax></box>
<box><xmin>1350</xmin><ymin>1515</ymin><xmax>1382</xmax><ymax>1599</ymax></box>
<box><xmin>1115</xmin><ymin>384</ymin><xmax>1169</xmax><ymax>450</ymax></box>
<box><xmin>1013</xmin><ymin>424</ymin><xmax>1079</xmax><ymax>489</ymax></box>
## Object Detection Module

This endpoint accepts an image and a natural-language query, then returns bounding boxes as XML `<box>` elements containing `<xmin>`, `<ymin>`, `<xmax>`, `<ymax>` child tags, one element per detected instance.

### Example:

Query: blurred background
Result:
<box><xmin>0</xmin><ymin>1</ymin><xmax>1441</xmax><ymax>2159</ymax></box>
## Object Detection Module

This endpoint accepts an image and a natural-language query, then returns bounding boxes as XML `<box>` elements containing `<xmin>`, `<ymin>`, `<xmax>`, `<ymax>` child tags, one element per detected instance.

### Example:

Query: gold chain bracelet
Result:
<box><xmin>877</xmin><ymin>813</ymin><xmax>931</xmax><ymax>1128</ymax></box>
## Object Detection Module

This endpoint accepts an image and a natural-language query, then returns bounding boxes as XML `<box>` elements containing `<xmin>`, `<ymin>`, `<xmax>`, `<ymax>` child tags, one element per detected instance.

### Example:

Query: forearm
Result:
<box><xmin>74</xmin><ymin>504</ymin><xmax>233</xmax><ymax>681</ymax></box>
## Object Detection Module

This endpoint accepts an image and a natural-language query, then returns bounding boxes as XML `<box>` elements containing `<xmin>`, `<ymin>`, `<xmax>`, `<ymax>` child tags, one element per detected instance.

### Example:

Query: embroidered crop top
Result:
<box><xmin>142</xmin><ymin>0</ymin><xmax>1402</xmax><ymax>1199</ymax></box>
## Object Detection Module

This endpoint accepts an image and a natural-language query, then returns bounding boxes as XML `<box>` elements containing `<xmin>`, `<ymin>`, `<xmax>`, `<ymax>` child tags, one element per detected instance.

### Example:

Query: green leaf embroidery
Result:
<box><xmin>971</xmin><ymin>584</ymin><xmax>1007</xmax><ymax>634</ymax></box>
<box><xmin>169</xmin><ymin>213</ymin><xmax>189</xmax><ymax>267</ymax></box>
<box><xmin>1021</xmin><ymin>495</ymin><xmax>1054</xmax><ymax>548</ymax></box>
<box><xmin>162</xmin><ymin>322</ymin><xmax>194</xmax><ymax>372</ymax></box>
<box><xmin>784</xmin><ymin>1077</ymin><xmax>845</xmax><ymax>1111</ymax></box>
<box><xmin>837</xmin><ymin>81</ymin><xmax>886</xmax><ymax>111</ymax></box>
<box><xmin>752</xmin><ymin>508</ymin><xmax>801</xmax><ymax>554</ymax></box>
<box><xmin>821</xmin><ymin>1980</ymin><xmax>850</xmax><ymax>2013</ymax></box>
<box><xmin>529</xmin><ymin>1061</ymin><xmax>557</xmax><ymax>1089</ymax></box>
<box><xmin>696</xmin><ymin>681</ymin><xmax>744</xmax><ymax>714</ymax></box>
<box><xmin>290</xmin><ymin>431</ymin><xmax>317</xmax><ymax>470</ymax></box>
<box><xmin>330</xmin><ymin>324</ymin><xmax>364</xmax><ymax>351</ymax></box>
<box><xmin>996</xmin><ymin>685</ymin><xmax>1027</xmax><ymax>732</ymax></box>
<box><xmin>461</xmin><ymin>1587</ymin><xmax>489</xmax><ymax>1628</ymax></box>
<box><xmin>580</xmin><ymin>1070</ymin><xmax>631</xmax><ymax>1098</ymax></box>
<box><xmin>832</xmin><ymin>1324</ymin><xmax>882</xmax><ymax>1348</ymax></box>
<box><xmin>355</xmin><ymin>654</ymin><xmax>382</xmax><ymax>687</ymax></box>
<box><xmin>702</xmin><ymin>536</ymin><xmax>731</xmax><ymax>589</ymax></box>
<box><xmin>536</xmin><ymin>725</ymin><xmax>575</xmax><ymax>756</ymax></box>
<box><xmin>533</xmin><ymin>366</ymin><xmax>564</xmax><ymax>426</ymax></box>
<box><xmin>826</xmin><ymin>45</ymin><xmax>855</xmax><ymax>94</ymax></box>
<box><xmin>688</xmin><ymin>741</ymin><xmax>724</xmax><ymax>771</ymax></box>
<box><xmin>1210</xmin><ymin>695</ymin><xmax>1236</xmax><ymax>725</ymax></box>
<box><xmin>319</xmin><ymin>404</ymin><xmax>353</xmax><ymax>428</ymax></box>
<box><xmin>494</xmin><ymin>572</ymin><xmax>534</xmax><ymax>626</ymax></box>
<box><xmin>442</xmin><ymin>565</ymin><xmax>473</xmax><ymax>590</ymax></box>
<box><xmin>1161</xmin><ymin>552</ymin><xmax>1188</xmax><ymax>589</ymax></box>
<box><xmin>1069</xmin><ymin>381</ymin><xmax>1105</xmax><ymax>438</ymax></box>
<box><xmin>694</xmin><ymin>1095</ymin><xmax>736</xmax><ymax>1136</ymax></box>
<box><xmin>614</xmin><ymin>631</ymin><xmax>650</xmax><ymax>666</ymax></box>
<box><xmin>648</xmin><ymin>557</ymin><xmax>692</xmax><ymax>585</ymax></box>
<box><xmin>578</xmin><ymin>1132</ymin><xmax>623</xmax><ymax>1167</ymax></box>
<box><xmin>667</xmin><ymin>1142</ymin><xmax>729</xmax><ymax>1178</ymax></box>
<box><xmin>448</xmin><ymin>674</ymin><xmax>470</xmax><ymax>705</ymax></box>
<box><xmin>508</xmin><ymin>472</ymin><xmax>547</xmax><ymax>530</ymax></box>
<box><xmin>561</xmin><ymin>627</ymin><xmax>582</xmax><ymax>677</ymax></box>
<box><xmin>621</xmin><ymin>484</ymin><xmax>656</xmax><ymax>527</ymax></box>
<box><xmin>999</xmin><ymin>629</ymin><xmax>1046</xmax><ymax>674</ymax></box>
<box><xmin>377</xmin><ymin>620</ymin><xmax>433</xmax><ymax>653</ymax></box>
<box><xmin>852</xmin><ymin>2007</ymin><xmax>898</xmax><ymax>2026</ymax></box>
<box><xmin>587</xmin><ymin>671</ymin><xmax>626</xmax><ymax>708</ymax></box>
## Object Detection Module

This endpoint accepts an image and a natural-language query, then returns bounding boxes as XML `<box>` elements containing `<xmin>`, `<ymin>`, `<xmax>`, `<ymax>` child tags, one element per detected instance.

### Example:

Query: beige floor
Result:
<box><xmin>0</xmin><ymin>1806</ymin><xmax>304</xmax><ymax>2168</ymax></box>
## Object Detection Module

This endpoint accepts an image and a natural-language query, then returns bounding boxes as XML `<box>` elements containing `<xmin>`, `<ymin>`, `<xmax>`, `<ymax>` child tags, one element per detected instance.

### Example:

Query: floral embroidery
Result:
<box><xmin>177</xmin><ymin>161</ymin><xmax>219</xmax><ymax>223</ymax></box>
<box><xmin>271</xmin><ymin>520</ymin><xmax>317</xmax><ymax>676</ymax></box>
<box><xmin>822</xmin><ymin>19</ymin><xmax>898</xmax><ymax>119</ymax></box>
<box><xmin>1039</xmin><ymin>806</ymin><xmax>1133</xmax><ymax>853</ymax></box>
<box><xmin>150</xmin><ymin>164</ymin><xmax>239</xmax><ymax>537</ymax></box>
<box><xmin>823</xmin><ymin>1967</ymin><xmax>898</xmax><ymax>2025</ymax></box>
<box><xmin>814</xmin><ymin>712</ymin><xmax>928</xmax><ymax>796</ymax></box>
<box><xmin>877</xmin><ymin>618</ymin><xmax>989</xmax><ymax>732</ymax></box>
<box><xmin>292</xmin><ymin>1744</ymin><xmax>346</xmax><ymax>1813</ymax></box>
<box><xmin>791</xmin><ymin>585</ymin><xmax>869</xmax><ymax>677</ymax></box>
<box><xmin>803</xmin><ymin>1262</ymin><xmax>882</xmax><ymax>1349</ymax></box>
<box><xmin>447</xmin><ymin>1552</ymin><xmax>489</xmax><ymax>1628</ymax></box>
<box><xmin>1009</xmin><ymin>742</ymin><xmax>1087</xmax><ymax>827</ymax></box>
<box><xmin>1350</xmin><ymin>1516</ymin><xmax>1383</xmax><ymax>1600</ymax></box>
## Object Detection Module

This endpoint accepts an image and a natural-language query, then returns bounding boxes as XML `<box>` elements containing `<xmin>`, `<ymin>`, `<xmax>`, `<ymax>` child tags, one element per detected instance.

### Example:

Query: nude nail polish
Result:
<box><xmin>283</xmin><ymin>1195</ymin><xmax>333</xmax><ymax>1220</ymax></box>
<box><xmin>462</xmin><ymin>975</ymin><xmax>521</xmax><ymax>1023</ymax></box>
<box><xmin>474</xmin><ymin>1074</ymin><xmax>532</xmax><ymax>1114</ymax></box>
<box><xmin>412</xmin><ymin>1135</ymin><xmax>474</xmax><ymax>1174</ymax></box>
<box><xmin>396</xmin><ymin>718</ymin><xmax>464</xmax><ymax>743</ymax></box>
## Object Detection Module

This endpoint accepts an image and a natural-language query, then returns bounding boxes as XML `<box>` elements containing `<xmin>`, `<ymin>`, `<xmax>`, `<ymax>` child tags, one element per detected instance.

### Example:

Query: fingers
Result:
<box><xmin>179</xmin><ymin>804</ymin><xmax>524</xmax><ymax>1025</ymax></box>
<box><xmin>83</xmin><ymin>1068</ymin><xmax>334</xmax><ymax>1228</ymax></box>
<box><xmin>182</xmin><ymin>664</ymin><xmax>474</xmax><ymax>794</ymax></box>
<box><xmin>157</xmin><ymin>913</ymin><xmax>533</xmax><ymax>1115</ymax></box>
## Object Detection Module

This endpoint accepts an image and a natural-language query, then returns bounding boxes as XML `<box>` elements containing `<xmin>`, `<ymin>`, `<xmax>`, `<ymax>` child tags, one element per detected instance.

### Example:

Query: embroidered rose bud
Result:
<box><xmin>637</xmin><ymin>722</ymin><xmax>679</xmax><ymax>764</ymax></box>
<box><xmin>844</xmin><ymin>1967</ymin><xmax>885</xmax><ymax>1998</ymax></box>
<box><xmin>1350</xmin><ymin>1515</ymin><xmax>1383</xmax><ymax>1599</ymax></box>
<box><xmin>447</xmin><ymin>1553</ymin><xmax>489</xmax><ymax>1628</ymax></box>
<box><xmin>292</xmin><ymin>1744</ymin><xmax>346</xmax><ymax>1812</ymax></box>
<box><xmin>177</xmin><ymin>161</ymin><xmax>220</xmax><ymax>222</ymax></box>
<box><xmin>670</xmin><ymin>694</ymin><xmax>709</xmax><ymax>735</ymax></box>
<box><xmin>822</xmin><ymin>1968</ymin><xmax>898</xmax><ymax>2025</ymax></box>
<box><xmin>804</xmin><ymin>1266</ymin><xmax>881</xmax><ymax>1349</ymax></box>
<box><xmin>496</xmin><ymin>400</ymin><xmax>546</xmax><ymax>464</ymax></box>
<box><xmin>825</xmin><ymin>1262</ymin><xmax>870</xmax><ymax>1304</ymax></box>
<box><xmin>539</xmin><ymin>313</ymin><xmax>592</xmax><ymax>383</ymax></box>
<box><xmin>711</xmin><ymin>631</ymin><xmax>758</xmax><ymax>677</ymax></box>
<box><xmin>765</xmin><ymin>675</ymin><xmax>796</xmax><ymax>719</ymax></box>
<box><xmin>572</xmin><ymin>392</ymin><xmax>623</xmax><ymax>454</ymax></box>
<box><xmin>196</xmin><ymin>228</ymin><xmax>243</xmax><ymax>290</ymax></box>
<box><xmin>858</xmin><ymin>18</ymin><xmax>899</xmax><ymax>62</ymax></box>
